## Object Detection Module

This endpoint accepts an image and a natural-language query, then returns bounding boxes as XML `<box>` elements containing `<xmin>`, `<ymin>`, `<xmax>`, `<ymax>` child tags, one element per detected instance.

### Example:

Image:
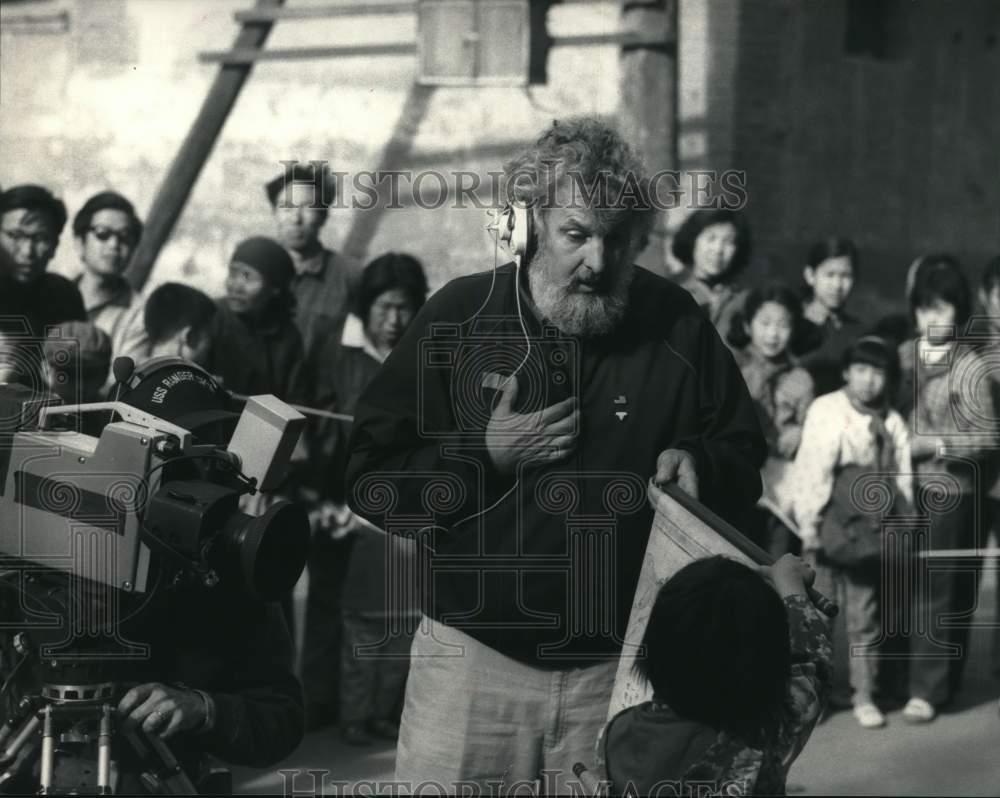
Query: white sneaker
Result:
<box><xmin>853</xmin><ymin>702</ymin><xmax>886</xmax><ymax>729</ymax></box>
<box><xmin>902</xmin><ymin>697</ymin><xmax>936</xmax><ymax>723</ymax></box>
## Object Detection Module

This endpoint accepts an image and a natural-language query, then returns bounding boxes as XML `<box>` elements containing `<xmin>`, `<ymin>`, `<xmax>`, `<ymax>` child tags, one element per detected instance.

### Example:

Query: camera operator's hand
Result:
<box><xmin>653</xmin><ymin>449</ymin><xmax>699</xmax><ymax>500</ymax></box>
<box><xmin>118</xmin><ymin>682</ymin><xmax>210</xmax><ymax>740</ymax></box>
<box><xmin>485</xmin><ymin>375</ymin><xmax>579</xmax><ymax>476</ymax></box>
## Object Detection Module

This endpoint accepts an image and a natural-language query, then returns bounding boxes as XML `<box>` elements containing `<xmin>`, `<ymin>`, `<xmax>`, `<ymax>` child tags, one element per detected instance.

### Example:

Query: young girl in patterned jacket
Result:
<box><xmin>728</xmin><ymin>285</ymin><xmax>814</xmax><ymax>558</ymax></box>
<box><xmin>596</xmin><ymin>554</ymin><xmax>831</xmax><ymax>796</ymax></box>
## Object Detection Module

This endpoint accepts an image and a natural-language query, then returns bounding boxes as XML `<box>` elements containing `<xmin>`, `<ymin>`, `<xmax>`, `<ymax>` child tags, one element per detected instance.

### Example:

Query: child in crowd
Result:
<box><xmin>895</xmin><ymin>256</ymin><xmax>997</xmax><ymax>723</ymax></box>
<box><xmin>727</xmin><ymin>285</ymin><xmax>814</xmax><ymax>557</ymax></box>
<box><xmin>671</xmin><ymin>209</ymin><xmax>753</xmax><ymax>339</ymax></box>
<box><xmin>792</xmin><ymin>238</ymin><xmax>864</xmax><ymax>396</ymax></box>
<box><xmin>792</xmin><ymin>336</ymin><xmax>912</xmax><ymax>729</ymax></box>
<box><xmin>141</xmin><ymin>282</ymin><xmax>218</xmax><ymax>366</ymax></box>
<box><xmin>597</xmin><ymin>554</ymin><xmax>831</xmax><ymax>796</ymax></box>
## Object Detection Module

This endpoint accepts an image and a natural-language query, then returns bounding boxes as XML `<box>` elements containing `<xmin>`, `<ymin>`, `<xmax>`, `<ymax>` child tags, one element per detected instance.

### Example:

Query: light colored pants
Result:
<box><xmin>814</xmin><ymin>562</ymin><xmax>880</xmax><ymax>702</ymax></box>
<box><xmin>395</xmin><ymin>616</ymin><xmax>617</xmax><ymax>795</ymax></box>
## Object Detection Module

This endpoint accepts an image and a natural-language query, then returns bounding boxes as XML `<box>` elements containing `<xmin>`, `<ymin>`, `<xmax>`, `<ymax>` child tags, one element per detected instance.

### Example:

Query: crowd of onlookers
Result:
<box><xmin>0</xmin><ymin>166</ymin><xmax>424</xmax><ymax>747</ymax></box>
<box><xmin>672</xmin><ymin>208</ymin><xmax>1000</xmax><ymax>730</ymax></box>
<box><xmin>1</xmin><ymin>171</ymin><xmax>998</xmax><ymax>742</ymax></box>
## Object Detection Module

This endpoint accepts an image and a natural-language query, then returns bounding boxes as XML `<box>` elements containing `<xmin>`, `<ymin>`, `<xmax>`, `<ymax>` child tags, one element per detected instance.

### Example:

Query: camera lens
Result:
<box><xmin>216</xmin><ymin>501</ymin><xmax>309</xmax><ymax>601</ymax></box>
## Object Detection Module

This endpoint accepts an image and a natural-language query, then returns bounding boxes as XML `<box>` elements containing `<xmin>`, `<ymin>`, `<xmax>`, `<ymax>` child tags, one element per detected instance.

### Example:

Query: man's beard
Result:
<box><xmin>527</xmin><ymin>247</ymin><xmax>634</xmax><ymax>338</ymax></box>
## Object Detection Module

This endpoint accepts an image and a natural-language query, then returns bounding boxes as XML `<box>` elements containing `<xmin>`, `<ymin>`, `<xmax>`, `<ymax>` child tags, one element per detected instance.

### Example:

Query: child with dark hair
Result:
<box><xmin>791</xmin><ymin>238</ymin><xmax>864</xmax><ymax>395</ymax></box>
<box><xmin>142</xmin><ymin>282</ymin><xmax>218</xmax><ymax>366</ymax></box>
<box><xmin>671</xmin><ymin>209</ymin><xmax>752</xmax><ymax>338</ymax></box>
<box><xmin>727</xmin><ymin>285</ymin><xmax>814</xmax><ymax>557</ymax></box>
<box><xmin>792</xmin><ymin>335</ymin><xmax>912</xmax><ymax>729</ymax></box>
<box><xmin>597</xmin><ymin>554</ymin><xmax>831</xmax><ymax>796</ymax></box>
<box><xmin>895</xmin><ymin>255</ymin><xmax>997</xmax><ymax>723</ymax></box>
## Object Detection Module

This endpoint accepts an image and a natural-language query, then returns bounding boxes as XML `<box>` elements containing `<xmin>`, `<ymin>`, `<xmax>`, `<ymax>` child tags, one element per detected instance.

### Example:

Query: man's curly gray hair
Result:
<box><xmin>502</xmin><ymin>116</ymin><xmax>655</xmax><ymax>241</ymax></box>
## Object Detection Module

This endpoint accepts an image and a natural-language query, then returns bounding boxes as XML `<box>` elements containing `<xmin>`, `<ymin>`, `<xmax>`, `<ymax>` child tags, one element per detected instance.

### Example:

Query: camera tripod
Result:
<box><xmin>0</xmin><ymin>678</ymin><xmax>198</xmax><ymax>796</ymax></box>
<box><xmin>0</xmin><ymin>572</ymin><xmax>210</xmax><ymax>796</ymax></box>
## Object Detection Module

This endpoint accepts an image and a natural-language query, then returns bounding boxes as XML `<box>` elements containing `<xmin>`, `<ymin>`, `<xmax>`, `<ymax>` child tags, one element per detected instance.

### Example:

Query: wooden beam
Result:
<box><xmin>199</xmin><ymin>42</ymin><xmax>417</xmax><ymax>65</ymax></box>
<box><xmin>0</xmin><ymin>10</ymin><xmax>70</xmax><ymax>34</ymax></box>
<box><xmin>549</xmin><ymin>31</ymin><xmax>673</xmax><ymax>49</ymax></box>
<box><xmin>234</xmin><ymin>1</ymin><xmax>415</xmax><ymax>22</ymax></box>
<box><xmin>125</xmin><ymin>0</ymin><xmax>285</xmax><ymax>291</ymax></box>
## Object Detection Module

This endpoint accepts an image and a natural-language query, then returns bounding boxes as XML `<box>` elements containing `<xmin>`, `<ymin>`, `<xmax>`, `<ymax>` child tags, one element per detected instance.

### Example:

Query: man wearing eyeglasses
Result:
<box><xmin>0</xmin><ymin>184</ymin><xmax>86</xmax><ymax>344</ymax></box>
<box><xmin>71</xmin><ymin>191</ymin><xmax>149</xmax><ymax>376</ymax></box>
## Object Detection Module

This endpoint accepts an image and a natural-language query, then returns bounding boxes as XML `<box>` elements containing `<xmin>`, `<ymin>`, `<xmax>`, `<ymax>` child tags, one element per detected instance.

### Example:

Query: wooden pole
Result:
<box><xmin>125</xmin><ymin>0</ymin><xmax>286</xmax><ymax>292</ymax></box>
<box><xmin>199</xmin><ymin>42</ymin><xmax>417</xmax><ymax>65</ymax></box>
<box><xmin>618</xmin><ymin>0</ymin><xmax>677</xmax><ymax>278</ymax></box>
<box><xmin>234</xmin><ymin>1</ymin><xmax>416</xmax><ymax>22</ymax></box>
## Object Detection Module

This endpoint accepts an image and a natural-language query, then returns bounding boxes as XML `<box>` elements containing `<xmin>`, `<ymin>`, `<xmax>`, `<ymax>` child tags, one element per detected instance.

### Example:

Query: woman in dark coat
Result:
<box><xmin>204</xmin><ymin>236</ymin><xmax>309</xmax><ymax>404</ymax></box>
<box><xmin>203</xmin><ymin>236</ymin><xmax>311</xmax><ymax>640</ymax></box>
<box><xmin>300</xmin><ymin>252</ymin><xmax>429</xmax><ymax>745</ymax></box>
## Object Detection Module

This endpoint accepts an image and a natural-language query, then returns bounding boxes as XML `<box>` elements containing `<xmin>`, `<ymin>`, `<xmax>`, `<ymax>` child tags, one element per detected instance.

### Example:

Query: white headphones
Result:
<box><xmin>497</xmin><ymin>202</ymin><xmax>534</xmax><ymax>264</ymax></box>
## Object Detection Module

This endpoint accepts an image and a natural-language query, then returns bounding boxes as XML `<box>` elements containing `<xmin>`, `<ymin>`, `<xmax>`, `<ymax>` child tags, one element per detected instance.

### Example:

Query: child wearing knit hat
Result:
<box><xmin>201</xmin><ymin>236</ymin><xmax>308</xmax><ymax>404</ymax></box>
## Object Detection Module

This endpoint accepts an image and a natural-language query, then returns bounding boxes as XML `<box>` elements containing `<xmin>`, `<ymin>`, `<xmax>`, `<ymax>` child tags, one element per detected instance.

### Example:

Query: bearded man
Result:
<box><xmin>345</xmin><ymin>117</ymin><xmax>766</xmax><ymax>793</ymax></box>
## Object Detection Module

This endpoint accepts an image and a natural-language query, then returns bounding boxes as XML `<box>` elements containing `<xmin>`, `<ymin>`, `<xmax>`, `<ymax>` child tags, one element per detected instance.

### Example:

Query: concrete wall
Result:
<box><xmin>1</xmin><ymin>0</ymin><xmax>635</xmax><ymax>296</ymax></box>
<box><xmin>6</xmin><ymin>0</ymin><xmax>989</xmax><ymax>319</ymax></box>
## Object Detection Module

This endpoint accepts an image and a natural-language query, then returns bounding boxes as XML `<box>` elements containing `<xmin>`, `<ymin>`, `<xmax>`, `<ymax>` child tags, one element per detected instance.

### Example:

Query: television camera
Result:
<box><xmin>0</xmin><ymin>356</ymin><xmax>310</xmax><ymax>794</ymax></box>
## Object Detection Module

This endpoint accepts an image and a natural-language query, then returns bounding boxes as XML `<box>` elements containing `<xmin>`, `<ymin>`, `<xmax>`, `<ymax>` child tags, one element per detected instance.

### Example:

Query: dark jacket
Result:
<box><xmin>0</xmin><ymin>272</ymin><xmax>87</xmax><ymax>337</ymax></box>
<box><xmin>598</xmin><ymin>595</ymin><xmax>832</xmax><ymax>796</ymax></box>
<box><xmin>346</xmin><ymin>264</ymin><xmax>766</xmax><ymax>667</ymax></box>
<box><xmin>0</xmin><ymin>272</ymin><xmax>87</xmax><ymax>387</ymax></box>
<box><xmin>309</xmin><ymin>314</ymin><xmax>384</xmax><ymax>502</ymax></box>
<box><xmin>203</xmin><ymin>302</ymin><xmax>309</xmax><ymax>405</ymax></box>
<box><xmin>791</xmin><ymin>312</ymin><xmax>864</xmax><ymax>397</ymax></box>
<box><xmin>0</xmin><ymin>575</ymin><xmax>303</xmax><ymax>787</ymax></box>
<box><xmin>121</xmin><ymin>586</ymin><xmax>304</xmax><ymax>772</ymax></box>
<box><xmin>311</xmin><ymin>314</ymin><xmax>420</xmax><ymax>615</ymax></box>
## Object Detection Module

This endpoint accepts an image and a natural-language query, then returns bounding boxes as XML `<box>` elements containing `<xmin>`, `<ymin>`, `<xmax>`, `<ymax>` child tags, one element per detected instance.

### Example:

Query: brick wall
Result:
<box><xmin>727</xmin><ymin>0</ymin><xmax>1000</xmax><ymax>317</ymax></box>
